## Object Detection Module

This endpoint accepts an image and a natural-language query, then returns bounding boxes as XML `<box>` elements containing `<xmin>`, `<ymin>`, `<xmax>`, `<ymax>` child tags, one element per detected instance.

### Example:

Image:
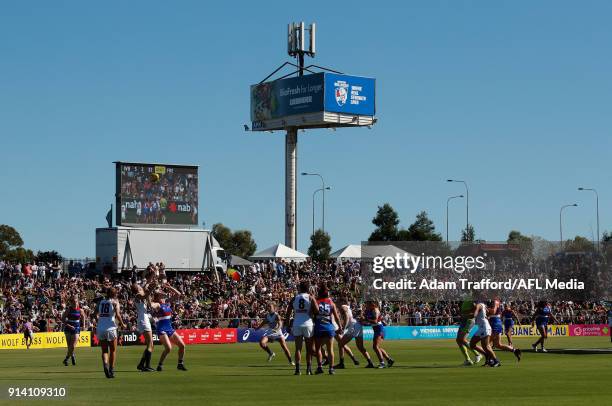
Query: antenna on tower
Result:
<box><xmin>288</xmin><ymin>22</ymin><xmax>315</xmax><ymax>58</ymax></box>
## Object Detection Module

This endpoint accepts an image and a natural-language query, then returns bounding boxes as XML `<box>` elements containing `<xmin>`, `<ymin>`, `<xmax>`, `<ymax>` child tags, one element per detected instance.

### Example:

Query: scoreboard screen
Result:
<box><xmin>115</xmin><ymin>162</ymin><xmax>198</xmax><ymax>227</ymax></box>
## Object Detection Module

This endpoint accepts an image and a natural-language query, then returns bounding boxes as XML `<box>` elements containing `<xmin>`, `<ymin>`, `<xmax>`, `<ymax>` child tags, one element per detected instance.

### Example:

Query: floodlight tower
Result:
<box><xmin>285</xmin><ymin>22</ymin><xmax>315</xmax><ymax>249</ymax></box>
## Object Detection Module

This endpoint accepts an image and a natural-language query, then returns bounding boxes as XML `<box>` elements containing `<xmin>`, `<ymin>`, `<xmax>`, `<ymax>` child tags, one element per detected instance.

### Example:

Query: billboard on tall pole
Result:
<box><xmin>249</xmin><ymin>23</ymin><xmax>376</xmax><ymax>249</ymax></box>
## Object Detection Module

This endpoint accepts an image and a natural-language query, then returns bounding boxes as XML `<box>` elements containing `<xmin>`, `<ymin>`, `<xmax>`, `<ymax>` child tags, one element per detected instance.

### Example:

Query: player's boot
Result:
<box><xmin>322</xmin><ymin>358</ymin><xmax>329</xmax><ymax>366</ymax></box>
<box><xmin>333</xmin><ymin>361</ymin><xmax>345</xmax><ymax>369</ymax></box>
<box><xmin>156</xmin><ymin>364</ymin><xmax>163</xmax><ymax>372</ymax></box>
<box><xmin>353</xmin><ymin>359</ymin><xmax>360</xmax><ymax>366</ymax></box>
<box><xmin>491</xmin><ymin>360</ymin><xmax>501</xmax><ymax>367</ymax></box>
<box><xmin>328</xmin><ymin>368</ymin><xmax>335</xmax><ymax>375</ymax></box>
<box><xmin>63</xmin><ymin>357</ymin><xmax>69</xmax><ymax>366</ymax></box>
<box><xmin>294</xmin><ymin>366</ymin><xmax>301</xmax><ymax>375</ymax></box>
<box><xmin>365</xmin><ymin>362</ymin><xmax>375</xmax><ymax>368</ymax></box>
<box><xmin>71</xmin><ymin>355</ymin><xmax>76</xmax><ymax>366</ymax></box>
<box><xmin>177</xmin><ymin>363</ymin><xmax>188</xmax><ymax>371</ymax></box>
<box><xmin>474</xmin><ymin>354</ymin><xmax>482</xmax><ymax>364</ymax></box>
<box><xmin>103</xmin><ymin>365</ymin><xmax>111</xmax><ymax>378</ymax></box>
<box><xmin>267</xmin><ymin>352</ymin><xmax>276</xmax><ymax>362</ymax></box>
<box><xmin>377</xmin><ymin>362</ymin><xmax>386</xmax><ymax>369</ymax></box>
<box><xmin>513</xmin><ymin>348</ymin><xmax>522</xmax><ymax>362</ymax></box>
<box><xmin>141</xmin><ymin>367</ymin><xmax>155</xmax><ymax>372</ymax></box>
<box><xmin>387</xmin><ymin>359</ymin><xmax>395</xmax><ymax>368</ymax></box>
<box><xmin>315</xmin><ymin>366</ymin><xmax>324</xmax><ymax>374</ymax></box>
<box><xmin>531</xmin><ymin>343</ymin><xmax>538</xmax><ymax>352</ymax></box>
<box><xmin>463</xmin><ymin>359</ymin><xmax>474</xmax><ymax>366</ymax></box>
<box><xmin>109</xmin><ymin>367</ymin><xmax>115</xmax><ymax>378</ymax></box>
<box><xmin>306</xmin><ymin>367</ymin><xmax>313</xmax><ymax>375</ymax></box>
<box><xmin>541</xmin><ymin>347</ymin><xmax>547</xmax><ymax>353</ymax></box>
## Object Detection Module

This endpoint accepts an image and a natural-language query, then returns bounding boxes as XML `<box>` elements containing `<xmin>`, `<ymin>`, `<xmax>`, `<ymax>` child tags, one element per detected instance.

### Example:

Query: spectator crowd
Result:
<box><xmin>0</xmin><ymin>258</ymin><xmax>609</xmax><ymax>335</ymax></box>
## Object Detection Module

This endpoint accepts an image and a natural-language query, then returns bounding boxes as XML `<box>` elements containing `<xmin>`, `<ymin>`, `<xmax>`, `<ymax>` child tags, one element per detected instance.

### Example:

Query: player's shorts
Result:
<box><xmin>373</xmin><ymin>324</ymin><xmax>385</xmax><ymax>339</ymax></box>
<box><xmin>137</xmin><ymin>316</ymin><xmax>152</xmax><ymax>334</ymax></box>
<box><xmin>474</xmin><ymin>322</ymin><xmax>492</xmax><ymax>338</ymax></box>
<box><xmin>96</xmin><ymin>328</ymin><xmax>118</xmax><ymax>342</ymax></box>
<box><xmin>263</xmin><ymin>329</ymin><xmax>284</xmax><ymax>341</ymax></box>
<box><xmin>489</xmin><ymin>317</ymin><xmax>503</xmax><ymax>335</ymax></box>
<box><xmin>458</xmin><ymin>318</ymin><xmax>475</xmax><ymax>335</ymax></box>
<box><xmin>504</xmin><ymin>320</ymin><xmax>514</xmax><ymax>333</ymax></box>
<box><xmin>64</xmin><ymin>327</ymin><xmax>80</xmax><ymax>338</ymax></box>
<box><xmin>343</xmin><ymin>321</ymin><xmax>362</xmax><ymax>339</ymax></box>
<box><xmin>156</xmin><ymin>326</ymin><xmax>175</xmax><ymax>337</ymax></box>
<box><xmin>292</xmin><ymin>322</ymin><xmax>314</xmax><ymax>338</ymax></box>
<box><xmin>24</xmin><ymin>331</ymin><xmax>33</xmax><ymax>340</ymax></box>
<box><xmin>314</xmin><ymin>323</ymin><xmax>336</xmax><ymax>338</ymax></box>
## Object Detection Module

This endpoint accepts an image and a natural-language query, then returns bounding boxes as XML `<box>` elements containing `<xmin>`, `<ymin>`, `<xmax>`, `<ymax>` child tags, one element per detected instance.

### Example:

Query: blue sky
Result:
<box><xmin>1</xmin><ymin>1</ymin><xmax>611</xmax><ymax>257</ymax></box>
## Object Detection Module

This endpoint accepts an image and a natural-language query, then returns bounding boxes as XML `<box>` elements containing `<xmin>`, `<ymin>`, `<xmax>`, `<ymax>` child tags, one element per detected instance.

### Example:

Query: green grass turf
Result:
<box><xmin>0</xmin><ymin>336</ymin><xmax>610</xmax><ymax>405</ymax></box>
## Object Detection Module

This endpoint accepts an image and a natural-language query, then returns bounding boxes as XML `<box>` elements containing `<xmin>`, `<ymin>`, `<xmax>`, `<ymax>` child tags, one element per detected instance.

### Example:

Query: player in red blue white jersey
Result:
<box><xmin>150</xmin><ymin>283</ymin><xmax>187</xmax><ymax>371</ymax></box>
<box><xmin>501</xmin><ymin>303</ymin><xmax>521</xmax><ymax>347</ymax></box>
<box><xmin>488</xmin><ymin>299</ymin><xmax>521</xmax><ymax>362</ymax></box>
<box><xmin>607</xmin><ymin>306</ymin><xmax>612</xmax><ymax>343</ymax></box>
<box><xmin>361</xmin><ymin>301</ymin><xmax>394</xmax><ymax>368</ymax></box>
<box><xmin>314</xmin><ymin>283</ymin><xmax>342</xmax><ymax>375</ymax></box>
<box><xmin>62</xmin><ymin>295</ymin><xmax>84</xmax><ymax>366</ymax></box>
<box><xmin>531</xmin><ymin>301</ymin><xmax>558</xmax><ymax>352</ymax></box>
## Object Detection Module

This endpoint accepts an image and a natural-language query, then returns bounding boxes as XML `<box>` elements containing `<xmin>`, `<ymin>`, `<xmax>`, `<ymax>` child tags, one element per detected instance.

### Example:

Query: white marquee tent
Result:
<box><xmin>250</xmin><ymin>243</ymin><xmax>309</xmax><ymax>262</ymax></box>
<box><xmin>331</xmin><ymin>244</ymin><xmax>415</xmax><ymax>260</ymax></box>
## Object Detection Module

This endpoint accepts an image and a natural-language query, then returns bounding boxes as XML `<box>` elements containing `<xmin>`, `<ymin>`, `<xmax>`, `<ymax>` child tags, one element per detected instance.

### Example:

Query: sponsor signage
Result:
<box><xmin>569</xmin><ymin>324</ymin><xmax>610</xmax><ymax>337</ymax></box>
<box><xmin>250</xmin><ymin>72</ymin><xmax>375</xmax><ymax>130</ymax></box>
<box><xmin>91</xmin><ymin>328</ymin><xmax>237</xmax><ymax>347</ymax></box>
<box><xmin>510</xmin><ymin>324</ymin><xmax>569</xmax><ymax>337</ymax></box>
<box><xmin>0</xmin><ymin>332</ymin><xmax>91</xmax><ymax>350</ymax></box>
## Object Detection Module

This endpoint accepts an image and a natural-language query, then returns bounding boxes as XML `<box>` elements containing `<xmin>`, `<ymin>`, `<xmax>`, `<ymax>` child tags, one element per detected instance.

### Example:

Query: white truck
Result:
<box><xmin>95</xmin><ymin>226</ymin><xmax>228</xmax><ymax>273</ymax></box>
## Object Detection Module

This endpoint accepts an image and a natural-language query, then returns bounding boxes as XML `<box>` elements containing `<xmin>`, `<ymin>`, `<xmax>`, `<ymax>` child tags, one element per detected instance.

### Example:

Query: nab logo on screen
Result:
<box><xmin>169</xmin><ymin>202</ymin><xmax>192</xmax><ymax>213</ymax></box>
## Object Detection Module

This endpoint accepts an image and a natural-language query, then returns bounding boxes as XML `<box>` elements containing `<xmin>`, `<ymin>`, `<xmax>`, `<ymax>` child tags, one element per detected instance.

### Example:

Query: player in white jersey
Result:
<box><xmin>469</xmin><ymin>301</ymin><xmax>499</xmax><ymax>367</ymax></box>
<box><xmin>285</xmin><ymin>281</ymin><xmax>318</xmax><ymax>375</ymax></box>
<box><xmin>95</xmin><ymin>288</ymin><xmax>125</xmax><ymax>378</ymax></box>
<box><xmin>256</xmin><ymin>303</ymin><xmax>293</xmax><ymax>364</ymax></box>
<box><xmin>132</xmin><ymin>279</ymin><xmax>156</xmax><ymax>372</ymax></box>
<box><xmin>334</xmin><ymin>296</ymin><xmax>374</xmax><ymax>368</ymax></box>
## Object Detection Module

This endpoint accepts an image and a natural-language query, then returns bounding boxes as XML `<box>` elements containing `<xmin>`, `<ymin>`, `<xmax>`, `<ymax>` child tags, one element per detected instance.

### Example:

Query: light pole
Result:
<box><xmin>312</xmin><ymin>187</ymin><xmax>331</xmax><ymax>237</ymax></box>
<box><xmin>446</xmin><ymin>195</ymin><xmax>464</xmax><ymax>244</ymax></box>
<box><xmin>560</xmin><ymin>203</ymin><xmax>578</xmax><ymax>249</ymax></box>
<box><xmin>578</xmin><ymin>187</ymin><xmax>599</xmax><ymax>251</ymax></box>
<box><xmin>302</xmin><ymin>172</ymin><xmax>326</xmax><ymax>232</ymax></box>
<box><xmin>447</xmin><ymin>179</ymin><xmax>469</xmax><ymax>233</ymax></box>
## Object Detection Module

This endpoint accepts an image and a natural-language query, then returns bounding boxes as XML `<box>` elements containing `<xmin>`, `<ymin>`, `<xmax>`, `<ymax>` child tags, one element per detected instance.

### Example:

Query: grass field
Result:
<box><xmin>0</xmin><ymin>337</ymin><xmax>610</xmax><ymax>405</ymax></box>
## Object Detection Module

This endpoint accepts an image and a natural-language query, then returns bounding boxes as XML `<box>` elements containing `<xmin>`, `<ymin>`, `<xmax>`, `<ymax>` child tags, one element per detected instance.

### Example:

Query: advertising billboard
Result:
<box><xmin>115</xmin><ymin>162</ymin><xmax>198</xmax><ymax>227</ymax></box>
<box><xmin>250</xmin><ymin>72</ymin><xmax>375</xmax><ymax>130</ymax></box>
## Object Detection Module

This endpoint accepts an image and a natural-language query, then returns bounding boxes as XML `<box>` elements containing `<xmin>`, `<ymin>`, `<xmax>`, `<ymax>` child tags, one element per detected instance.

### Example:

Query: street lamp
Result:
<box><xmin>446</xmin><ymin>195</ymin><xmax>464</xmax><ymax>244</ymax></box>
<box><xmin>312</xmin><ymin>187</ymin><xmax>331</xmax><ymax>237</ymax></box>
<box><xmin>302</xmin><ymin>172</ymin><xmax>326</xmax><ymax>232</ymax></box>
<box><xmin>578</xmin><ymin>187</ymin><xmax>599</xmax><ymax>251</ymax></box>
<box><xmin>447</xmin><ymin>179</ymin><xmax>469</xmax><ymax>233</ymax></box>
<box><xmin>560</xmin><ymin>203</ymin><xmax>578</xmax><ymax>249</ymax></box>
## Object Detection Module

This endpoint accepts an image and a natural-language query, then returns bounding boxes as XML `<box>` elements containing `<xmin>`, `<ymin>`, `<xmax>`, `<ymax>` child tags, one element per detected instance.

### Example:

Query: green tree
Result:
<box><xmin>5</xmin><ymin>247</ymin><xmax>34</xmax><ymax>263</ymax></box>
<box><xmin>212</xmin><ymin>223</ymin><xmax>257</xmax><ymax>258</ymax></box>
<box><xmin>231</xmin><ymin>230</ymin><xmax>257</xmax><ymax>258</ymax></box>
<box><xmin>461</xmin><ymin>224</ymin><xmax>475</xmax><ymax>243</ymax></box>
<box><xmin>0</xmin><ymin>225</ymin><xmax>24</xmax><ymax>259</ymax></box>
<box><xmin>400</xmin><ymin>211</ymin><xmax>443</xmax><ymax>241</ymax></box>
<box><xmin>212</xmin><ymin>223</ymin><xmax>233</xmax><ymax>252</ymax></box>
<box><xmin>507</xmin><ymin>230</ymin><xmax>534</xmax><ymax>259</ymax></box>
<box><xmin>36</xmin><ymin>250</ymin><xmax>63</xmax><ymax>264</ymax></box>
<box><xmin>368</xmin><ymin>203</ymin><xmax>400</xmax><ymax>241</ymax></box>
<box><xmin>308</xmin><ymin>229</ymin><xmax>331</xmax><ymax>261</ymax></box>
<box><xmin>565</xmin><ymin>236</ymin><xmax>595</xmax><ymax>252</ymax></box>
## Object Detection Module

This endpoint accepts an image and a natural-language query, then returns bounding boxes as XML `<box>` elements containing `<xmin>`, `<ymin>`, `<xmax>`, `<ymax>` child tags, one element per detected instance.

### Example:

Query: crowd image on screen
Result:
<box><xmin>119</xmin><ymin>164</ymin><xmax>198</xmax><ymax>224</ymax></box>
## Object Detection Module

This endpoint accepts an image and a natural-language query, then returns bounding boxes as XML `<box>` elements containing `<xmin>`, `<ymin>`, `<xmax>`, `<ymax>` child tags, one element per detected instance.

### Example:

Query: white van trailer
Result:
<box><xmin>95</xmin><ymin>227</ymin><xmax>227</xmax><ymax>273</ymax></box>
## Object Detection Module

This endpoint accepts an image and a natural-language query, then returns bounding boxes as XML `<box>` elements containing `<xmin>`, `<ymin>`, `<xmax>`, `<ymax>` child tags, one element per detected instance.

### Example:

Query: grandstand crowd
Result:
<box><xmin>0</xmin><ymin>258</ymin><xmax>609</xmax><ymax>334</ymax></box>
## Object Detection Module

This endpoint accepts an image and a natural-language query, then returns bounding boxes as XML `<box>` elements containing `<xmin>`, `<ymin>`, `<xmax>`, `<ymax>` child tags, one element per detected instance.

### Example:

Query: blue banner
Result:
<box><xmin>323</xmin><ymin>73</ymin><xmax>375</xmax><ymax>116</ymax></box>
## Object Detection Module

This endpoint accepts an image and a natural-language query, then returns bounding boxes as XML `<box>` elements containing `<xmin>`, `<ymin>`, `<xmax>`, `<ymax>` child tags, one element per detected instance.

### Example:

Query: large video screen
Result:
<box><xmin>115</xmin><ymin>162</ymin><xmax>198</xmax><ymax>226</ymax></box>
